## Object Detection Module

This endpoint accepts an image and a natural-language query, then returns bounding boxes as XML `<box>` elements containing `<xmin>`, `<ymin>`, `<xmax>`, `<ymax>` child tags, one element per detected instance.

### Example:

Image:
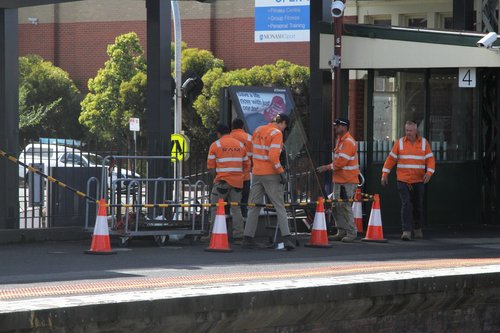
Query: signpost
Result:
<box><xmin>129</xmin><ymin>117</ymin><xmax>140</xmax><ymax>174</ymax></box>
<box><xmin>254</xmin><ymin>0</ymin><xmax>310</xmax><ymax>43</ymax></box>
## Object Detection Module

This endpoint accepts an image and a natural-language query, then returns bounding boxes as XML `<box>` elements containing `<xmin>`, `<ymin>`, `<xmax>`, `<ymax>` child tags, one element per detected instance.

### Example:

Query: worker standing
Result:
<box><xmin>230</xmin><ymin>118</ymin><xmax>253</xmax><ymax>219</ymax></box>
<box><xmin>381</xmin><ymin>120</ymin><xmax>435</xmax><ymax>241</ymax></box>
<box><xmin>207</xmin><ymin>124</ymin><xmax>250</xmax><ymax>244</ymax></box>
<box><xmin>316</xmin><ymin>118</ymin><xmax>359</xmax><ymax>242</ymax></box>
<box><xmin>242</xmin><ymin>113</ymin><xmax>295</xmax><ymax>250</ymax></box>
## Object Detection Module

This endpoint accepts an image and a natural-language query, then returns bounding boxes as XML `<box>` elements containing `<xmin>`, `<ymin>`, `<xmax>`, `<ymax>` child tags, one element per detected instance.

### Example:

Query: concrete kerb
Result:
<box><xmin>2</xmin><ymin>268</ymin><xmax>500</xmax><ymax>332</ymax></box>
<box><xmin>0</xmin><ymin>227</ymin><xmax>88</xmax><ymax>245</ymax></box>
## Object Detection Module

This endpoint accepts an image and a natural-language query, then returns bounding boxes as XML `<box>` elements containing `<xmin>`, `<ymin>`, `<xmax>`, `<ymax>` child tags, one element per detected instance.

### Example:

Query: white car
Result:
<box><xmin>18</xmin><ymin>144</ymin><xmax>140</xmax><ymax>189</ymax></box>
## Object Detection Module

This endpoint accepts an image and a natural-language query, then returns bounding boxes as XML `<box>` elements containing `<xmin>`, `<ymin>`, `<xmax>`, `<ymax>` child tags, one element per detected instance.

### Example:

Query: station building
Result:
<box><xmin>15</xmin><ymin>0</ymin><xmax>500</xmax><ymax>228</ymax></box>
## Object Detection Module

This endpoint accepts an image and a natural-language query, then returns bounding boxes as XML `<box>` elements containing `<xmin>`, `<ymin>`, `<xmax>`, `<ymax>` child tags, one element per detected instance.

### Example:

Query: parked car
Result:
<box><xmin>18</xmin><ymin>144</ymin><xmax>140</xmax><ymax>189</ymax></box>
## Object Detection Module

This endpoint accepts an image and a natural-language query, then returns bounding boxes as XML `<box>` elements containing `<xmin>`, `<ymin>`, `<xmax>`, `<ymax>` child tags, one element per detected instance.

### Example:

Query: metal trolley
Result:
<box><xmin>85</xmin><ymin>156</ymin><xmax>210</xmax><ymax>247</ymax></box>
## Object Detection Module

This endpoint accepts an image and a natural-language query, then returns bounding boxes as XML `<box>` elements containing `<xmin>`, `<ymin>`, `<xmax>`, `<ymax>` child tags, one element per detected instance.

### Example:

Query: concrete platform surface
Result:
<box><xmin>1</xmin><ymin>227</ymin><xmax>500</xmax><ymax>332</ymax></box>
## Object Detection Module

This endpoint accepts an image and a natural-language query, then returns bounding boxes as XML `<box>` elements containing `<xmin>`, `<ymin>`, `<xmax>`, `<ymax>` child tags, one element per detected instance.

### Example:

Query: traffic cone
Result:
<box><xmin>85</xmin><ymin>199</ymin><xmax>116</xmax><ymax>255</ymax></box>
<box><xmin>305</xmin><ymin>197</ymin><xmax>333</xmax><ymax>248</ymax></box>
<box><xmin>362</xmin><ymin>194</ymin><xmax>388</xmax><ymax>243</ymax></box>
<box><xmin>352</xmin><ymin>187</ymin><xmax>363</xmax><ymax>233</ymax></box>
<box><xmin>205</xmin><ymin>199</ymin><xmax>233</xmax><ymax>252</ymax></box>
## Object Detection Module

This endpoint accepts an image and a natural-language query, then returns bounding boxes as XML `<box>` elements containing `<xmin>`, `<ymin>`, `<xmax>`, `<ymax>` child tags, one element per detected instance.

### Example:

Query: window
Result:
<box><xmin>373</xmin><ymin>70</ymin><xmax>425</xmax><ymax>161</ymax></box>
<box><xmin>428</xmin><ymin>69</ymin><xmax>478</xmax><ymax>161</ymax></box>
<box><xmin>372</xmin><ymin>69</ymin><xmax>478</xmax><ymax>162</ymax></box>
<box><xmin>365</xmin><ymin>15</ymin><xmax>392</xmax><ymax>26</ymax></box>
<box><xmin>406</xmin><ymin>16</ymin><xmax>427</xmax><ymax>28</ymax></box>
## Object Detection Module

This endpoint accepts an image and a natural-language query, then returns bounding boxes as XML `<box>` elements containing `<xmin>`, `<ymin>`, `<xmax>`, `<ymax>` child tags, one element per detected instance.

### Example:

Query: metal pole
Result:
<box><xmin>172</xmin><ymin>1</ymin><xmax>182</xmax><ymax>135</ymax></box>
<box><xmin>331</xmin><ymin>0</ymin><xmax>345</xmax><ymax>151</ymax></box>
<box><xmin>171</xmin><ymin>1</ymin><xmax>183</xmax><ymax>215</ymax></box>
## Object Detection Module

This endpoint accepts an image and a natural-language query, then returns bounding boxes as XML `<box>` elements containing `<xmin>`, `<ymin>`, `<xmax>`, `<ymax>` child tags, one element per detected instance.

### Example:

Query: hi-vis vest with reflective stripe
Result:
<box><xmin>230</xmin><ymin>129</ymin><xmax>253</xmax><ymax>181</ymax></box>
<box><xmin>207</xmin><ymin>135</ymin><xmax>249</xmax><ymax>189</ymax></box>
<box><xmin>251</xmin><ymin>123</ymin><xmax>284</xmax><ymax>176</ymax></box>
<box><xmin>332</xmin><ymin>132</ymin><xmax>359</xmax><ymax>184</ymax></box>
<box><xmin>382</xmin><ymin>136</ymin><xmax>435</xmax><ymax>184</ymax></box>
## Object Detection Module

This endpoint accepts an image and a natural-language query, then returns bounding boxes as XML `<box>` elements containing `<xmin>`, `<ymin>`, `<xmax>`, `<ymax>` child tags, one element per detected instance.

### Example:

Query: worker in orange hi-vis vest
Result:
<box><xmin>230</xmin><ymin>118</ymin><xmax>253</xmax><ymax>219</ymax></box>
<box><xmin>242</xmin><ymin>113</ymin><xmax>296</xmax><ymax>251</ymax></box>
<box><xmin>381</xmin><ymin>120</ymin><xmax>436</xmax><ymax>241</ymax></box>
<box><xmin>207</xmin><ymin>124</ymin><xmax>250</xmax><ymax>244</ymax></box>
<box><xmin>316</xmin><ymin>118</ymin><xmax>360</xmax><ymax>243</ymax></box>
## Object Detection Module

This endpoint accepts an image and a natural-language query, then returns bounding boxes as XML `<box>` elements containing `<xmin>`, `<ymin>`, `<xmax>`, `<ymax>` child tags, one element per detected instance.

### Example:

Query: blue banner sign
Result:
<box><xmin>255</xmin><ymin>0</ymin><xmax>310</xmax><ymax>43</ymax></box>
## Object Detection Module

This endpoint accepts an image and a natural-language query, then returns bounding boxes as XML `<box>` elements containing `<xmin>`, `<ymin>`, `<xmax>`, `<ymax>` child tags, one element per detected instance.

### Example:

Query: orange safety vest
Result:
<box><xmin>207</xmin><ymin>135</ymin><xmax>249</xmax><ymax>189</ymax></box>
<box><xmin>331</xmin><ymin>132</ymin><xmax>359</xmax><ymax>184</ymax></box>
<box><xmin>251</xmin><ymin>123</ymin><xmax>284</xmax><ymax>176</ymax></box>
<box><xmin>382</xmin><ymin>135</ymin><xmax>436</xmax><ymax>184</ymax></box>
<box><xmin>230</xmin><ymin>128</ymin><xmax>253</xmax><ymax>181</ymax></box>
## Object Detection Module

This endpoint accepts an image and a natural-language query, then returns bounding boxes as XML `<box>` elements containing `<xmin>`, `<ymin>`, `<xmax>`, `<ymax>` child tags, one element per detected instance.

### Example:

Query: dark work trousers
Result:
<box><xmin>397</xmin><ymin>181</ymin><xmax>424</xmax><ymax>232</ymax></box>
<box><xmin>240</xmin><ymin>180</ymin><xmax>251</xmax><ymax>218</ymax></box>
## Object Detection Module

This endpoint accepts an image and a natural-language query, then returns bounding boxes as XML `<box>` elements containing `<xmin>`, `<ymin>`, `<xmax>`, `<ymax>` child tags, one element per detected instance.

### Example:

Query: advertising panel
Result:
<box><xmin>255</xmin><ymin>0</ymin><xmax>310</xmax><ymax>43</ymax></box>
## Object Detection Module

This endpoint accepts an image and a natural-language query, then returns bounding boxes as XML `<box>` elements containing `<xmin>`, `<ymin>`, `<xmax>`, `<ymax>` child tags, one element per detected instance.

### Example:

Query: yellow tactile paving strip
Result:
<box><xmin>2</xmin><ymin>258</ymin><xmax>500</xmax><ymax>300</ymax></box>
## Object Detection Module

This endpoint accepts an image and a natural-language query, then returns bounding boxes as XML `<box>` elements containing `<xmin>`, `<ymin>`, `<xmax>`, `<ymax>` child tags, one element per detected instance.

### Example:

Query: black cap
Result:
<box><xmin>333</xmin><ymin>118</ymin><xmax>350</xmax><ymax>126</ymax></box>
<box><xmin>216</xmin><ymin>123</ymin><xmax>230</xmax><ymax>135</ymax></box>
<box><xmin>273</xmin><ymin>113</ymin><xmax>290</xmax><ymax>124</ymax></box>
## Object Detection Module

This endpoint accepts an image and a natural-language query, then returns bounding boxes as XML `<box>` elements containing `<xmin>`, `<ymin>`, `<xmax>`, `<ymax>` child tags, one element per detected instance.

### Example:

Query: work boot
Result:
<box><xmin>283</xmin><ymin>236</ymin><xmax>296</xmax><ymax>251</ymax></box>
<box><xmin>329</xmin><ymin>232</ymin><xmax>346</xmax><ymax>241</ymax></box>
<box><xmin>401</xmin><ymin>231</ymin><xmax>411</xmax><ymax>241</ymax></box>
<box><xmin>414</xmin><ymin>229</ymin><xmax>423</xmax><ymax>239</ymax></box>
<box><xmin>341</xmin><ymin>235</ymin><xmax>357</xmax><ymax>243</ymax></box>
<box><xmin>242</xmin><ymin>236</ymin><xmax>260</xmax><ymax>249</ymax></box>
<box><xmin>232</xmin><ymin>237</ymin><xmax>243</xmax><ymax>245</ymax></box>
<box><xmin>199</xmin><ymin>234</ymin><xmax>211</xmax><ymax>243</ymax></box>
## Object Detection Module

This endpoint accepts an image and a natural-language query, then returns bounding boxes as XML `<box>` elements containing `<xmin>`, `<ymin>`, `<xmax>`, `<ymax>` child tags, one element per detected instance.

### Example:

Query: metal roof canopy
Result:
<box><xmin>0</xmin><ymin>0</ymin><xmax>173</xmax><ymax>229</ymax></box>
<box><xmin>319</xmin><ymin>23</ymin><xmax>500</xmax><ymax>70</ymax></box>
<box><xmin>0</xmin><ymin>0</ymin><xmax>81</xmax><ymax>8</ymax></box>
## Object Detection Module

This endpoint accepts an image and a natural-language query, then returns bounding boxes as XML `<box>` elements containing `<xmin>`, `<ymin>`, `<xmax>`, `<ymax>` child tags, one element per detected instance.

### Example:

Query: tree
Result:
<box><xmin>19</xmin><ymin>55</ymin><xmax>82</xmax><ymax>144</ymax></box>
<box><xmin>79</xmin><ymin>32</ymin><xmax>146</xmax><ymax>148</ymax></box>
<box><xmin>81</xmin><ymin>34</ymin><xmax>223</xmax><ymax>150</ymax></box>
<box><xmin>176</xmin><ymin>47</ymin><xmax>224</xmax><ymax>150</ymax></box>
<box><xmin>193</xmin><ymin>60</ymin><xmax>310</xmax><ymax>141</ymax></box>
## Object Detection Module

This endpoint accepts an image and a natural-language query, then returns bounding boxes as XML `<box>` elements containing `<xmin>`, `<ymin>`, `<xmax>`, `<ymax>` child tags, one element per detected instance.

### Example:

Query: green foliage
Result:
<box><xmin>19</xmin><ymin>55</ymin><xmax>82</xmax><ymax>143</ymax></box>
<box><xmin>193</xmin><ymin>60</ymin><xmax>310</xmax><ymax>133</ymax></box>
<box><xmin>80</xmin><ymin>32</ymin><xmax>146</xmax><ymax>148</ymax></box>
<box><xmin>175</xmin><ymin>47</ymin><xmax>224</xmax><ymax>150</ymax></box>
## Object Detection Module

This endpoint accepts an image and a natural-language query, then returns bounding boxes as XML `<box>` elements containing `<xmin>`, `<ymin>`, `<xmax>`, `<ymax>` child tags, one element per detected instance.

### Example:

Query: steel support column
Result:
<box><xmin>0</xmin><ymin>8</ymin><xmax>19</xmax><ymax>229</ymax></box>
<box><xmin>146</xmin><ymin>0</ymin><xmax>172</xmax><ymax>179</ymax></box>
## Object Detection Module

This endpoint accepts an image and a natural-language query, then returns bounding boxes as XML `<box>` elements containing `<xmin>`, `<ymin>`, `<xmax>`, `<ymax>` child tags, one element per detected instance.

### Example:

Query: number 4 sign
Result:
<box><xmin>459</xmin><ymin>68</ymin><xmax>476</xmax><ymax>88</ymax></box>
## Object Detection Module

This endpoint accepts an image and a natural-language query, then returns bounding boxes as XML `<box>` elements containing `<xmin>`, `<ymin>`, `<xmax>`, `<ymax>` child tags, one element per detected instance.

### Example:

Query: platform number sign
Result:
<box><xmin>459</xmin><ymin>68</ymin><xmax>476</xmax><ymax>88</ymax></box>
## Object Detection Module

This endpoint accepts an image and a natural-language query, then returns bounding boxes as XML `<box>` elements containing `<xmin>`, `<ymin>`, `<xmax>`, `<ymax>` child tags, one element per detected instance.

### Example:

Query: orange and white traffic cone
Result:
<box><xmin>361</xmin><ymin>194</ymin><xmax>388</xmax><ymax>243</ymax></box>
<box><xmin>352</xmin><ymin>187</ymin><xmax>363</xmax><ymax>233</ymax></box>
<box><xmin>205</xmin><ymin>199</ymin><xmax>233</xmax><ymax>252</ymax></box>
<box><xmin>85</xmin><ymin>199</ymin><xmax>116</xmax><ymax>255</ymax></box>
<box><xmin>305</xmin><ymin>197</ymin><xmax>332</xmax><ymax>248</ymax></box>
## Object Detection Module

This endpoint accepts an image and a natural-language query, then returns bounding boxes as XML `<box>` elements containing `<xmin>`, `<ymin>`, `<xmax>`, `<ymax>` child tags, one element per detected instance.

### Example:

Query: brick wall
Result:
<box><xmin>349</xmin><ymin>79</ymin><xmax>365</xmax><ymax>140</ymax></box>
<box><xmin>19</xmin><ymin>17</ymin><xmax>309</xmax><ymax>92</ymax></box>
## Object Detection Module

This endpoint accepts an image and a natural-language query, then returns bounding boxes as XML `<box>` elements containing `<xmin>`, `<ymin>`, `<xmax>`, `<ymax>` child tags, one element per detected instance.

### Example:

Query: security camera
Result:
<box><xmin>477</xmin><ymin>32</ymin><xmax>498</xmax><ymax>48</ymax></box>
<box><xmin>331</xmin><ymin>0</ymin><xmax>345</xmax><ymax>18</ymax></box>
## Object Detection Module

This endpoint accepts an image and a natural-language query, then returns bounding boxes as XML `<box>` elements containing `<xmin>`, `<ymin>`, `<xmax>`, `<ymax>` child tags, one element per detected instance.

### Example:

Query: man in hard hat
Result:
<box><xmin>317</xmin><ymin>118</ymin><xmax>360</xmax><ymax>242</ymax></box>
<box><xmin>242</xmin><ymin>113</ymin><xmax>295</xmax><ymax>250</ymax></box>
<box><xmin>207</xmin><ymin>124</ymin><xmax>250</xmax><ymax>244</ymax></box>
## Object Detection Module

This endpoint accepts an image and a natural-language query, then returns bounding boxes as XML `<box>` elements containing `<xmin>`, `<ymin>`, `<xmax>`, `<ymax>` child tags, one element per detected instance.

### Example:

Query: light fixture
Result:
<box><xmin>331</xmin><ymin>0</ymin><xmax>345</xmax><ymax>18</ymax></box>
<box><xmin>27</xmin><ymin>17</ymin><xmax>39</xmax><ymax>25</ymax></box>
<box><xmin>476</xmin><ymin>32</ymin><xmax>498</xmax><ymax>48</ymax></box>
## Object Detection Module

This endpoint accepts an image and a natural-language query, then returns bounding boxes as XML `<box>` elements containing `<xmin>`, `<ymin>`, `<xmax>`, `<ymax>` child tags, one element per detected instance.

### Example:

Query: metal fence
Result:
<box><xmin>16</xmin><ymin>140</ymin><xmax>212</xmax><ymax>230</ymax></box>
<box><xmin>17</xmin><ymin>139</ymin><xmax>443</xmax><ymax>231</ymax></box>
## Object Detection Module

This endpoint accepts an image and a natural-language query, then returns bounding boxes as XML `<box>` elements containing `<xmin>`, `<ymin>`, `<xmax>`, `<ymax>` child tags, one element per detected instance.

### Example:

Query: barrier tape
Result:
<box><xmin>0</xmin><ymin>149</ymin><xmax>97</xmax><ymax>203</ymax></box>
<box><xmin>105</xmin><ymin>197</ymin><xmax>374</xmax><ymax>209</ymax></box>
<box><xmin>1</xmin><ymin>148</ymin><xmax>375</xmax><ymax>210</ymax></box>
